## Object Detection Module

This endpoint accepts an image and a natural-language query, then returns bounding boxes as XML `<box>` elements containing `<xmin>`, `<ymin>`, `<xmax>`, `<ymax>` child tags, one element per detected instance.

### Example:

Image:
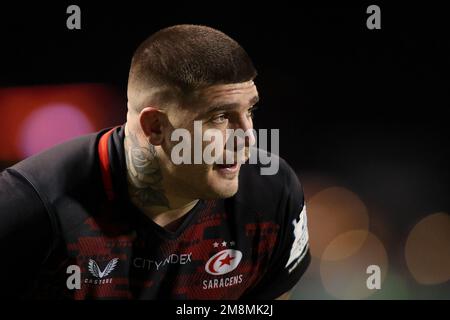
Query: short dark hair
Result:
<box><xmin>128</xmin><ymin>25</ymin><xmax>257</xmax><ymax>108</ymax></box>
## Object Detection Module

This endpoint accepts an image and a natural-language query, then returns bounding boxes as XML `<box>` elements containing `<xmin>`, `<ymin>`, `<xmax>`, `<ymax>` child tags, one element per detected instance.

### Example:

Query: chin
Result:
<box><xmin>203</xmin><ymin>177</ymin><xmax>239</xmax><ymax>199</ymax></box>
<box><xmin>216</xmin><ymin>186</ymin><xmax>239</xmax><ymax>199</ymax></box>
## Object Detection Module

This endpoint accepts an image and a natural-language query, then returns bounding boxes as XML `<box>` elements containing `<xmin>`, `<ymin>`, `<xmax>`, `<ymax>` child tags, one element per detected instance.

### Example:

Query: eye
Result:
<box><xmin>247</xmin><ymin>106</ymin><xmax>258</xmax><ymax>118</ymax></box>
<box><xmin>211</xmin><ymin>113</ymin><xmax>228</xmax><ymax>124</ymax></box>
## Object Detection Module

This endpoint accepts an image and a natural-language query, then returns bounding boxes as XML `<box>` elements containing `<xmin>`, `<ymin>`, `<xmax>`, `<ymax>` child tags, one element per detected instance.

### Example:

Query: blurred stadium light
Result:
<box><xmin>405</xmin><ymin>212</ymin><xmax>450</xmax><ymax>285</ymax></box>
<box><xmin>0</xmin><ymin>83</ymin><xmax>126</xmax><ymax>162</ymax></box>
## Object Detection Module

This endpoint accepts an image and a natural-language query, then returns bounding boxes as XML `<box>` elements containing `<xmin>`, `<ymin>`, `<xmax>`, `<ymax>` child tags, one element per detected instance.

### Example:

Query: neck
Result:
<box><xmin>124</xmin><ymin>124</ymin><xmax>198</xmax><ymax>226</ymax></box>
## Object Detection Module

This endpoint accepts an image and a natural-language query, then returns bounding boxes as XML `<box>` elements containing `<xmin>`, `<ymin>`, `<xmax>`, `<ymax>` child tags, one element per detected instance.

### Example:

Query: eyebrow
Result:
<box><xmin>206</xmin><ymin>95</ymin><xmax>260</xmax><ymax>115</ymax></box>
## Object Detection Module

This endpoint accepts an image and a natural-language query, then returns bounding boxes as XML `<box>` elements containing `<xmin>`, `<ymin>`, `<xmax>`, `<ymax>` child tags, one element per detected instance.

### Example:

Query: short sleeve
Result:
<box><xmin>243</xmin><ymin>163</ymin><xmax>311</xmax><ymax>299</ymax></box>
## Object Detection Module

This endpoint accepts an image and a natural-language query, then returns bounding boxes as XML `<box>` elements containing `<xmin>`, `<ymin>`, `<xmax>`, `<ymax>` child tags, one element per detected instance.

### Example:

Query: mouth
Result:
<box><xmin>212</xmin><ymin>153</ymin><xmax>248</xmax><ymax>176</ymax></box>
<box><xmin>213</xmin><ymin>162</ymin><xmax>239</xmax><ymax>174</ymax></box>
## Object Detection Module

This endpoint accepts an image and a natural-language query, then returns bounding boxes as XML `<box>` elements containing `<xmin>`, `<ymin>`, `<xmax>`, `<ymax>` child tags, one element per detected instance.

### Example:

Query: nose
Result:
<box><xmin>227</xmin><ymin>114</ymin><xmax>256</xmax><ymax>152</ymax></box>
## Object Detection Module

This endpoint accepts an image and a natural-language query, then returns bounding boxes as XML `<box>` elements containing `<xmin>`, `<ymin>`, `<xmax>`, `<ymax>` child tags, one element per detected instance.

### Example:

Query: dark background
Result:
<box><xmin>0</xmin><ymin>2</ymin><xmax>448</xmax><ymax>298</ymax></box>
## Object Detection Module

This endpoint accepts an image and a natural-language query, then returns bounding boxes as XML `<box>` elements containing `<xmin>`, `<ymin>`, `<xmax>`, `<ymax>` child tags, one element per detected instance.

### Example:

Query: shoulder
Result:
<box><xmin>8</xmin><ymin>129</ymin><xmax>108</xmax><ymax>202</ymax></box>
<box><xmin>0</xmin><ymin>168</ymin><xmax>48</xmax><ymax>222</ymax></box>
<box><xmin>239</xmin><ymin>152</ymin><xmax>299</xmax><ymax>190</ymax></box>
<box><xmin>236</xmin><ymin>151</ymin><xmax>303</xmax><ymax>220</ymax></box>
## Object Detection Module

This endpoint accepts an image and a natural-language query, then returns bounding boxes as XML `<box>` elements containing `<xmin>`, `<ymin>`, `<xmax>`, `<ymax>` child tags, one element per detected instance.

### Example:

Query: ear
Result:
<box><xmin>139</xmin><ymin>107</ymin><xmax>165</xmax><ymax>145</ymax></box>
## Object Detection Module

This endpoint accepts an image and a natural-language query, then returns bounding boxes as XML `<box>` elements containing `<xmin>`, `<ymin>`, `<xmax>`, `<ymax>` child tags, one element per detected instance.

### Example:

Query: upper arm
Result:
<box><xmin>242</xmin><ymin>162</ymin><xmax>311</xmax><ymax>300</ymax></box>
<box><xmin>0</xmin><ymin>169</ymin><xmax>54</xmax><ymax>297</ymax></box>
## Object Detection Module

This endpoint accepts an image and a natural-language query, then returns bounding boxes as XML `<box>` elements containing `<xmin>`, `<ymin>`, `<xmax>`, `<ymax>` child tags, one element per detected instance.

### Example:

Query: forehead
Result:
<box><xmin>197</xmin><ymin>80</ymin><xmax>258</xmax><ymax>105</ymax></box>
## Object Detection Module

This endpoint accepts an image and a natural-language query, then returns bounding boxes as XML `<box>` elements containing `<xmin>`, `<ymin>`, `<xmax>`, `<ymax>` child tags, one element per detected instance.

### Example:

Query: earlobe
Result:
<box><xmin>139</xmin><ymin>107</ymin><xmax>164</xmax><ymax>146</ymax></box>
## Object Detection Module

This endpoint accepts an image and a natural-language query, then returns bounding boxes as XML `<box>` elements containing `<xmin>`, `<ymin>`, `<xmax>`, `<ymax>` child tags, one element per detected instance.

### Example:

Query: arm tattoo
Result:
<box><xmin>124</xmin><ymin>132</ymin><xmax>170</xmax><ymax>209</ymax></box>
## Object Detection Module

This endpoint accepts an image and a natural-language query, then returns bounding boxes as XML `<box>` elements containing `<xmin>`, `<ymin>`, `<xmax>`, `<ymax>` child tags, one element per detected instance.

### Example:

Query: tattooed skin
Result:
<box><xmin>124</xmin><ymin>129</ymin><xmax>170</xmax><ymax>209</ymax></box>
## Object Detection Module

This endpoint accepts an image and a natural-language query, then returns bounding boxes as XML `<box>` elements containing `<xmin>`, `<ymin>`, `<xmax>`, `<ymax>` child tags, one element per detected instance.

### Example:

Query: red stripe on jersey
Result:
<box><xmin>98</xmin><ymin>127</ymin><xmax>118</xmax><ymax>201</ymax></box>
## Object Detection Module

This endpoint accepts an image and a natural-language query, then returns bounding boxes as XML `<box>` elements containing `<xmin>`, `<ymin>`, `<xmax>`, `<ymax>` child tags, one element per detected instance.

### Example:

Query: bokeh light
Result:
<box><xmin>0</xmin><ymin>84</ymin><xmax>125</xmax><ymax>161</ymax></box>
<box><xmin>307</xmin><ymin>186</ymin><xmax>370</xmax><ymax>259</ymax></box>
<box><xmin>18</xmin><ymin>104</ymin><xmax>94</xmax><ymax>157</ymax></box>
<box><xmin>320</xmin><ymin>230</ymin><xmax>388</xmax><ymax>299</ymax></box>
<box><xmin>405</xmin><ymin>212</ymin><xmax>450</xmax><ymax>285</ymax></box>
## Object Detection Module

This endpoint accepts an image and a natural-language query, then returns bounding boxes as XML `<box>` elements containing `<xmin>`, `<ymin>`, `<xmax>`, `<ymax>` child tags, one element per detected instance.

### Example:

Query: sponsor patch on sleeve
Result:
<box><xmin>285</xmin><ymin>204</ymin><xmax>309</xmax><ymax>273</ymax></box>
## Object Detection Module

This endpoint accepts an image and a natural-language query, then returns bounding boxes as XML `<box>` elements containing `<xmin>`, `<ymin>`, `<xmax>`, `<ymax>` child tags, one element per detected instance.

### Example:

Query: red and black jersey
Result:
<box><xmin>0</xmin><ymin>125</ymin><xmax>310</xmax><ymax>299</ymax></box>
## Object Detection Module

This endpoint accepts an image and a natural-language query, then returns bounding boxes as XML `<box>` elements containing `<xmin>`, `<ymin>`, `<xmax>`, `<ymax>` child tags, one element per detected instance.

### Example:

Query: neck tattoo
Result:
<box><xmin>124</xmin><ymin>130</ymin><xmax>170</xmax><ymax>210</ymax></box>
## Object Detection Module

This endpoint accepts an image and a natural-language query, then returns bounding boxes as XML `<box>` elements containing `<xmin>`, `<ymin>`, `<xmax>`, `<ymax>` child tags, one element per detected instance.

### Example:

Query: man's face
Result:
<box><xmin>160</xmin><ymin>80</ymin><xmax>259</xmax><ymax>200</ymax></box>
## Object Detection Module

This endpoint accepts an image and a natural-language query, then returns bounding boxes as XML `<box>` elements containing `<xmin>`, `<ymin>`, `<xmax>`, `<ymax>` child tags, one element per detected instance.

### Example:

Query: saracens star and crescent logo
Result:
<box><xmin>205</xmin><ymin>249</ymin><xmax>243</xmax><ymax>275</ymax></box>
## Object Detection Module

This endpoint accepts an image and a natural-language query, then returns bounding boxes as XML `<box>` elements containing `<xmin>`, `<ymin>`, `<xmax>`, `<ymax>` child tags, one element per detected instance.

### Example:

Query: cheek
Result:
<box><xmin>164</xmin><ymin>121</ymin><xmax>229</xmax><ymax>166</ymax></box>
<box><xmin>175</xmin><ymin>164</ymin><xmax>212</xmax><ymax>182</ymax></box>
<box><xmin>202</xmin><ymin>127</ymin><xmax>227</xmax><ymax>159</ymax></box>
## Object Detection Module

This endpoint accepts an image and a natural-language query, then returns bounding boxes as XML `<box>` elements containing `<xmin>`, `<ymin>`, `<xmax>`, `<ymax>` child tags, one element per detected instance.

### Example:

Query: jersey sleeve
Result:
<box><xmin>0</xmin><ymin>168</ymin><xmax>54</xmax><ymax>297</ymax></box>
<box><xmin>243</xmin><ymin>163</ymin><xmax>311</xmax><ymax>299</ymax></box>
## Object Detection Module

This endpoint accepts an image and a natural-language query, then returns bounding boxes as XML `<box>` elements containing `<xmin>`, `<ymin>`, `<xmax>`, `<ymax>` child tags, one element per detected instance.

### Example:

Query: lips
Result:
<box><xmin>212</xmin><ymin>154</ymin><xmax>248</xmax><ymax>175</ymax></box>
<box><xmin>215</xmin><ymin>163</ymin><xmax>237</xmax><ymax>169</ymax></box>
<box><xmin>214</xmin><ymin>162</ymin><xmax>239</xmax><ymax>174</ymax></box>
